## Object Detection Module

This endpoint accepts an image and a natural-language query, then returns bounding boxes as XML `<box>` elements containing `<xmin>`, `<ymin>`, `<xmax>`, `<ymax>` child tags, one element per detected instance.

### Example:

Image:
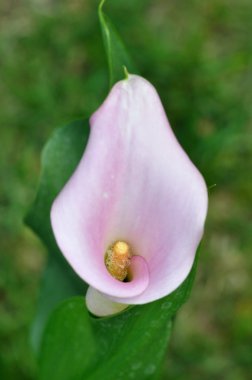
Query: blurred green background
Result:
<box><xmin>0</xmin><ymin>0</ymin><xmax>251</xmax><ymax>379</ymax></box>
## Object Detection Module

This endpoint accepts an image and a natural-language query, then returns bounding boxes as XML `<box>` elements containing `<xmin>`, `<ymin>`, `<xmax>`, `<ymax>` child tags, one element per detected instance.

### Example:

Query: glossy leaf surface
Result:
<box><xmin>39</xmin><ymin>258</ymin><xmax>197</xmax><ymax>380</ymax></box>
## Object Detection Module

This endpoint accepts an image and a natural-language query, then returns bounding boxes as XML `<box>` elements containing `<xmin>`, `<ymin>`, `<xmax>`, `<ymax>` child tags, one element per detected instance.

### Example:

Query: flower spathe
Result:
<box><xmin>51</xmin><ymin>75</ymin><xmax>208</xmax><ymax>316</ymax></box>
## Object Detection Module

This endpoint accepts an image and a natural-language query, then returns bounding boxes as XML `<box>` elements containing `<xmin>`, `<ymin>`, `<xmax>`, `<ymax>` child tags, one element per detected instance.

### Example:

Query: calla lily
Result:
<box><xmin>51</xmin><ymin>75</ymin><xmax>208</xmax><ymax>317</ymax></box>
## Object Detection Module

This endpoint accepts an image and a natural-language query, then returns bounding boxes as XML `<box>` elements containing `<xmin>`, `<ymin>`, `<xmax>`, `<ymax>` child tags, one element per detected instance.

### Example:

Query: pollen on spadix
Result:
<box><xmin>105</xmin><ymin>241</ymin><xmax>132</xmax><ymax>281</ymax></box>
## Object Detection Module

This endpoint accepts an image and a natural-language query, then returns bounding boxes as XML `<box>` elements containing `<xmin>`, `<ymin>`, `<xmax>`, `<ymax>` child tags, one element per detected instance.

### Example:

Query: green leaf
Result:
<box><xmin>25</xmin><ymin>119</ymin><xmax>89</xmax><ymax>253</ymax></box>
<box><xmin>25</xmin><ymin>119</ymin><xmax>90</xmax><ymax>352</ymax></box>
<box><xmin>99</xmin><ymin>0</ymin><xmax>137</xmax><ymax>88</ymax></box>
<box><xmin>39</xmin><ymin>258</ymin><xmax>198</xmax><ymax>380</ymax></box>
<box><xmin>31</xmin><ymin>255</ymin><xmax>87</xmax><ymax>353</ymax></box>
<box><xmin>39</xmin><ymin>298</ymin><xmax>97</xmax><ymax>380</ymax></box>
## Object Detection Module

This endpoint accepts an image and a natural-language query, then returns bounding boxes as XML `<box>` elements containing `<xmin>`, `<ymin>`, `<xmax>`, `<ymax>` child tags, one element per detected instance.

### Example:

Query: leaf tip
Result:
<box><xmin>99</xmin><ymin>0</ymin><xmax>106</xmax><ymax>14</ymax></box>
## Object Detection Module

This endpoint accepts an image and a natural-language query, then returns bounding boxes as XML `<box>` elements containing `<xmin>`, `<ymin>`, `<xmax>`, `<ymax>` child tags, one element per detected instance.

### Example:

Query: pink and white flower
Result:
<box><xmin>51</xmin><ymin>75</ymin><xmax>208</xmax><ymax>316</ymax></box>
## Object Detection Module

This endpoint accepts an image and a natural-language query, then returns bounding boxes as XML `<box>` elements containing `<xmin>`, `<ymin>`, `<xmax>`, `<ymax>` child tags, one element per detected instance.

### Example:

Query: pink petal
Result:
<box><xmin>51</xmin><ymin>75</ymin><xmax>208</xmax><ymax>306</ymax></box>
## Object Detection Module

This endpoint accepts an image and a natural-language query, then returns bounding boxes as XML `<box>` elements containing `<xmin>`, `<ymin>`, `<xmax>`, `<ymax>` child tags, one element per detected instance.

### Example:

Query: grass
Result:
<box><xmin>0</xmin><ymin>0</ymin><xmax>251</xmax><ymax>379</ymax></box>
